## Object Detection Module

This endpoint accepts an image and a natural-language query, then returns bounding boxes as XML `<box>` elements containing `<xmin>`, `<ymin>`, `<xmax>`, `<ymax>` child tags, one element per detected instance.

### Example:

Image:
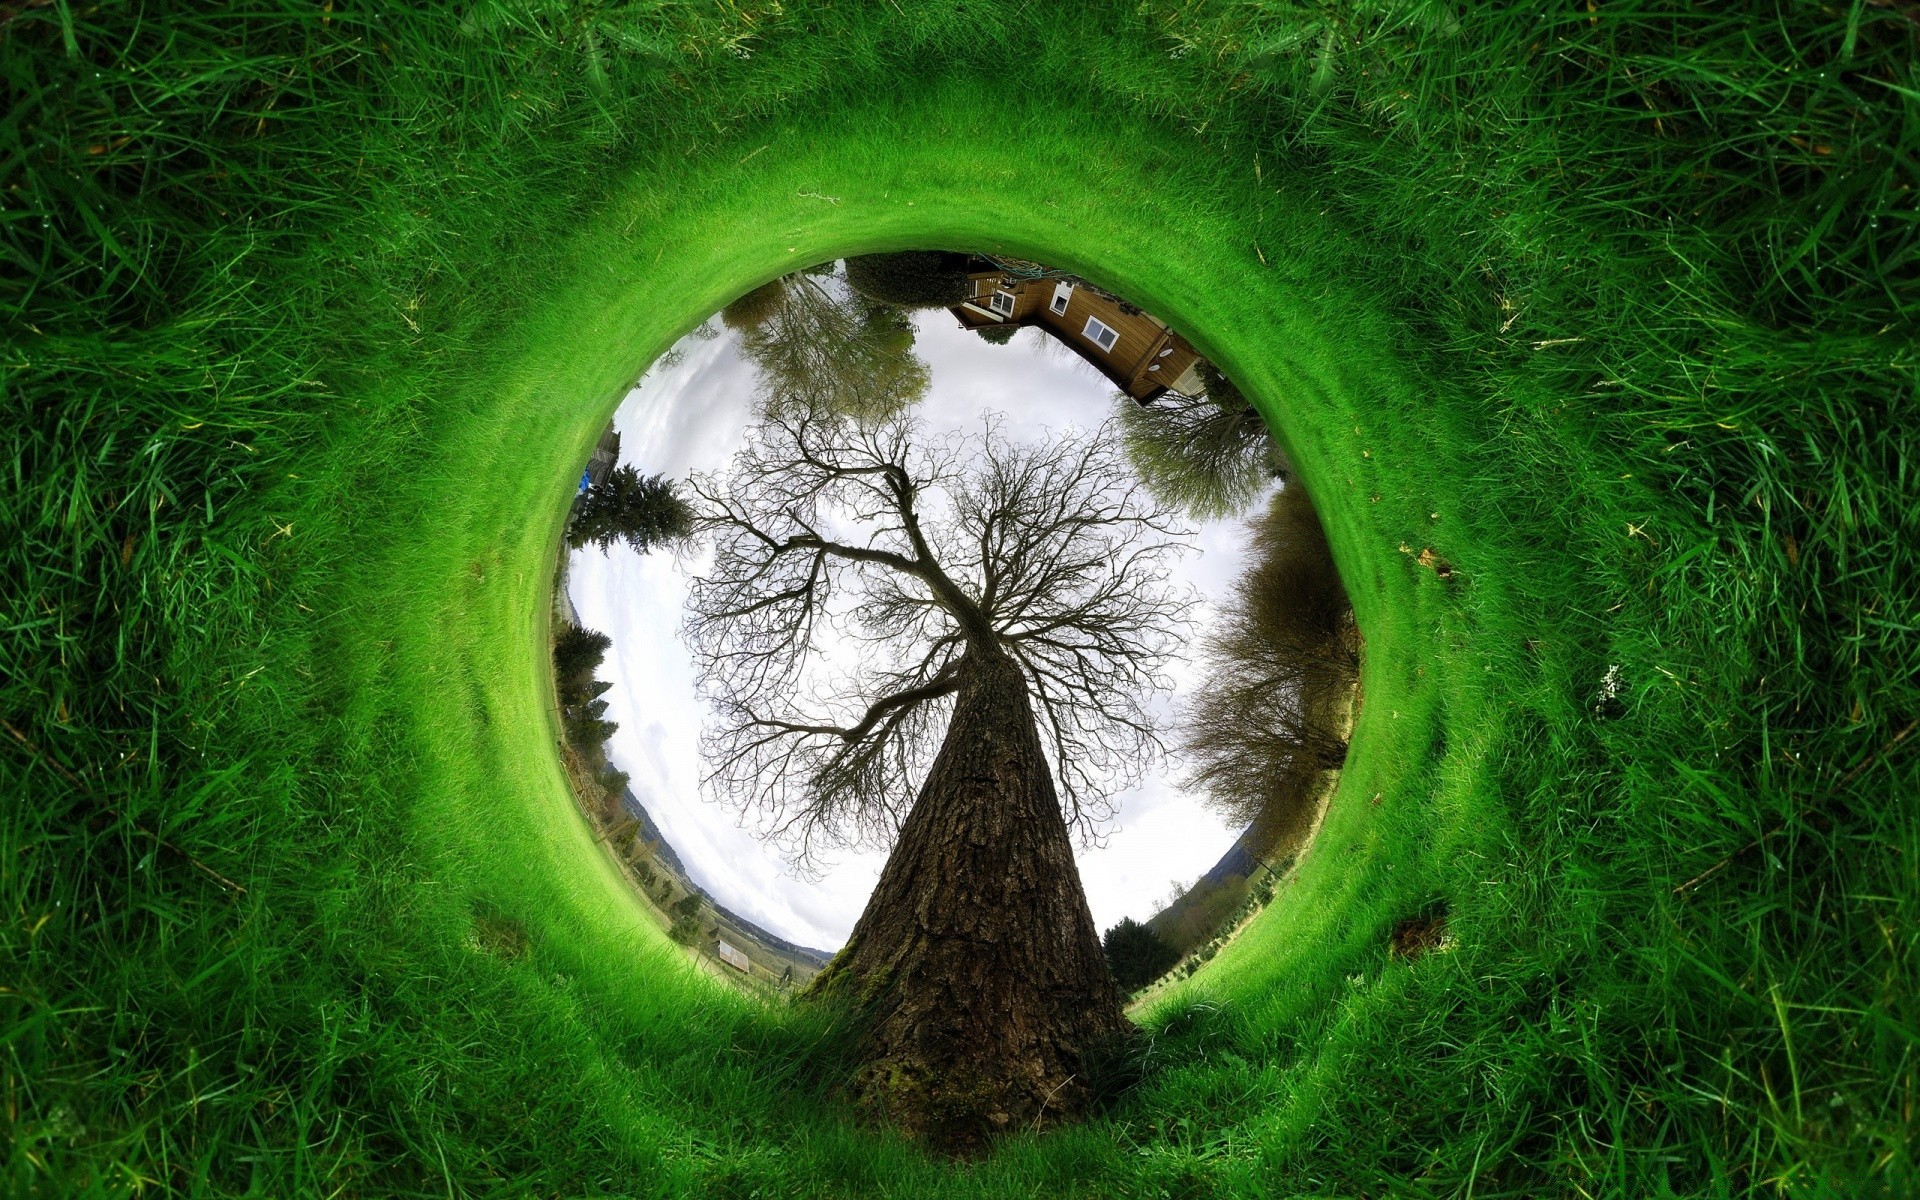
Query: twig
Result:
<box><xmin>1673</xmin><ymin>719</ymin><xmax>1916</xmax><ymax>897</ymax></box>
<box><xmin>3</xmin><ymin>719</ymin><xmax>248</xmax><ymax>895</ymax></box>
<box><xmin>3</xmin><ymin>717</ymin><xmax>86</xmax><ymax>788</ymax></box>
<box><xmin>1031</xmin><ymin>1073</ymin><xmax>1077</xmax><ymax>1133</ymax></box>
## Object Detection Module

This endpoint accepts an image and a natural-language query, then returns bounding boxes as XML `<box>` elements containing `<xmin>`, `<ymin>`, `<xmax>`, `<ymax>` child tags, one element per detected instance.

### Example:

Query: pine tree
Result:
<box><xmin>1101</xmin><ymin>917</ymin><xmax>1181</xmax><ymax>992</ymax></box>
<box><xmin>568</xmin><ymin>466</ymin><xmax>694</xmax><ymax>554</ymax></box>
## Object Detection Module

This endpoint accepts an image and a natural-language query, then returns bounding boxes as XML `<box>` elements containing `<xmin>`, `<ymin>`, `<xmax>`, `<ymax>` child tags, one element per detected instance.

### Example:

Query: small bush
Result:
<box><xmin>1103</xmin><ymin>917</ymin><xmax>1181</xmax><ymax>992</ymax></box>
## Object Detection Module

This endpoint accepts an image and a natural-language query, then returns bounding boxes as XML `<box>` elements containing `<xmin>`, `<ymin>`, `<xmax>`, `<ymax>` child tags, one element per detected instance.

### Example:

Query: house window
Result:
<box><xmin>989</xmin><ymin>290</ymin><xmax>1016</xmax><ymax>318</ymax></box>
<box><xmin>1049</xmin><ymin>281</ymin><xmax>1074</xmax><ymax>316</ymax></box>
<box><xmin>1082</xmin><ymin>315</ymin><xmax>1119</xmax><ymax>353</ymax></box>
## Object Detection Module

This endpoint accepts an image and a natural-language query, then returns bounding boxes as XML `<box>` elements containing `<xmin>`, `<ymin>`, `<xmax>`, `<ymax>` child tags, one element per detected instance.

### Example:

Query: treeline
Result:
<box><xmin>553</xmin><ymin>623</ymin><xmax>727</xmax><ymax>950</ymax></box>
<box><xmin>1102</xmin><ymin>480</ymin><xmax>1358</xmax><ymax>995</ymax></box>
<box><xmin>1182</xmin><ymin>481</ymin><xmax>1358</xmax><ymax>857</ymax></box>
<box><xmin>553</xmin><ymin>624</ymin><xmax>628</xmax><ymax>798</ymax></box>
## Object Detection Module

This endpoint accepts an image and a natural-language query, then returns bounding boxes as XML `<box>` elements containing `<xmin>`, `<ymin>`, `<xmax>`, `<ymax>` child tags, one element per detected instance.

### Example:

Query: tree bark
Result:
<box><xmin>807</xmin><ymin>648</ymin><xmax>1130</xmax><ymax>1154</ymax></box>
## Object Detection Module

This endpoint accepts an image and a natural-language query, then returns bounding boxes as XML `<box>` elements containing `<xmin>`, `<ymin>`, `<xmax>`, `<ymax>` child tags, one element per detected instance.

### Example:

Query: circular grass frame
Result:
<box><xmin>341</xmin><ymin>84</ymin><xmax>1490</xmax><ymax>1187</ymax></box>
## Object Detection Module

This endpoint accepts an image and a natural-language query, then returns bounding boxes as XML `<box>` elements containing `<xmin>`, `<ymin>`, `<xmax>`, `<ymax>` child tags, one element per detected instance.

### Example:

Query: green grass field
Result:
<box><xmin>6</xmin><ymin>2</ymin><xmax>1915</xmax><ymax>1195</ymax></box>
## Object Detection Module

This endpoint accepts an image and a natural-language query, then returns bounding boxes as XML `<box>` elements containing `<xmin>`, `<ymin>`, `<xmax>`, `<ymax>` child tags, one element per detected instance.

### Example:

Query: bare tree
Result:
<box><xmin>684</xmin><ymin>405</ymin><xmax>1194</xmax><ymax>1151</ymax></box>
<box><xmin>1180</xmin><ymin>484</ymin><xmax>1358</xmax><ymax>858</ymax></box>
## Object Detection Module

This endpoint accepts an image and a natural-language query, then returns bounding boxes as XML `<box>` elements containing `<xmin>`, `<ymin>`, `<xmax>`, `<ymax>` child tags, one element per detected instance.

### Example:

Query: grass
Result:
<box><xmin>4</xmin><ymin>1</ymin><xmax>1915</xmax><ymax>1196</ymax></box>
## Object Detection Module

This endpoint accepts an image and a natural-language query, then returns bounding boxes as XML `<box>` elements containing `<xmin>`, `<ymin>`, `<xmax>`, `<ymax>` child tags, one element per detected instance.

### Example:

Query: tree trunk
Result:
<box><xmin>807</xmin><ymin>649</ymin><xmax>1130</xmax><ymax>1154</ymax></box>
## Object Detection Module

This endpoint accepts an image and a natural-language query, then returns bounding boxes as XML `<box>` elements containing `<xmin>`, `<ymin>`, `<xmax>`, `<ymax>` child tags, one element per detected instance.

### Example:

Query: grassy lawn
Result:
<box><xmin>6</xmin><ymin>3</ymin><xmax>1913</xmax><ymax>1196</ymax></box>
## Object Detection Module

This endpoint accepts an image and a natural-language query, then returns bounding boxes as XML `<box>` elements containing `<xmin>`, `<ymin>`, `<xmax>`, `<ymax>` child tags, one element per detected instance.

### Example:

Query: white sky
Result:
<box><xmin>569</xmin><ymin>289</ymin><xmax>1261</xmax><ymax>952</ymax></box>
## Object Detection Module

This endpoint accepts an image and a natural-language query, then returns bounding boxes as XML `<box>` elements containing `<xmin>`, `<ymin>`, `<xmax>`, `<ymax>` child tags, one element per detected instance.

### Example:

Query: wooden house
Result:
<box><xmin>580</xmin><ymin>420</ymin><xmax>621</xmax><ymax>493</ymax></box>
<box><xmin>948</xmin><ymin>263</ymin><xmax>1204</xmax><ymax>403</ymax></box>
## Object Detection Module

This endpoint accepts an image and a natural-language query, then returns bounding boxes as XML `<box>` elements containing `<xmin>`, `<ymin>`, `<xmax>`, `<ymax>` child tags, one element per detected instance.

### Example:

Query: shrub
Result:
<box><xmin>843</xmin><ymin>251</ymin><xmax>969</xmax><ymax>307</ymax></box>
<box><xmin>1102</xmin><ymin>917</ymin><xmax>1181</xmax><ymax>992</ymax></box>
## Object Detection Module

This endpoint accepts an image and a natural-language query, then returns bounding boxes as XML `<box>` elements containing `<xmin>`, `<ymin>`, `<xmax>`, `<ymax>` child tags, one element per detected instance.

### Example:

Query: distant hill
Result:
<box><xmin>1145</xmin><ymin>823</ymin><xmax>1269</xmax><ymax>956</ymax></box>
<box><xmin>618</xmin><ymin>786</ymin><xmax>834</xmax><ymax>969</ymax></box>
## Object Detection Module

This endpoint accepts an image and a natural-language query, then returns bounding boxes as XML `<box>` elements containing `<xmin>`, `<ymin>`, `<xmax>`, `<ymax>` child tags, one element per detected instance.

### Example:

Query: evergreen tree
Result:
<box><xmin>553</xmin><ymin>626</ymin><xmax>612</xmax><ymax>708</ymax></box>
<box><xmin>568</xmin><ymin>465</ymin><xmax>695</xmax><ymax>554</ymax></box>
<box><xmin>1102</xmin><ymin>917</ymin><xmax>1181</xmax><ymax>992</ymax></box>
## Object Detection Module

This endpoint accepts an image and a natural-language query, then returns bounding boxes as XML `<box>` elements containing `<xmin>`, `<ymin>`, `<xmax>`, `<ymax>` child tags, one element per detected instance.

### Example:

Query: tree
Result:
<box><xmin>722</xmin><ymin>270</ymin><xmax>930</xmax><ymax>421</ymax></box>
<box><xmin>563</xmin><ymin>697</ymin><xmax>619</xmax><ymax>751</ymax></box>
<box><xmin>1118</xmin><ymin>360</ymin><xmax>1290</xmax><ymax>520</ymax></box>
<box><xmin>667</xmin><ymin>893</ymin><xmax>706</xmax><ymax>945</ymax></box>
<box><xmin>553</xmin><ymin>626</ymin><xmax>613</xmax><ymax>703</ymax></box>
<box><xmin>568</xmin><ymin>465</ymin><xmax>695</xmax><ymax>554</ymax></box>
<box><xmin>719</xmin><ymin>278</ymin><xmax>787</xmax><ymax>330</ymax></box>
<box><xmin>1179</xmin><ymin>484</ymin><xmax>1357</xmax><ymax>857</ymax></box>
<box><xmin>843</xmin><ymin>250</ymin><xmax>970</xmax><ymax>308</ymax></box>
<box><xmin>1102</xmin><ymin>917</ymin><xmax>1180</xmax><ymax>993</ymax></box>
<box><xmin>684</xmin><ymin>405</ymin><xmax>1194</xmax><ymax>1151</ymax></box>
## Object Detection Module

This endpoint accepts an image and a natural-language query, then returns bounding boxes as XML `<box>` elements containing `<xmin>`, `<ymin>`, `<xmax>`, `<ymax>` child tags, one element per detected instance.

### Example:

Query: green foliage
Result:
<box><xmin>554</xmin><ymin>627</ymin><xmax>619</xmax><ymax>752</ymax></box>
<box><xmin>1102</xmin><ymin>917</ymin><xmax>1181</xmax><ymax>993</ymax></box>
<box><xmin>974</xmin><ymin>324</ymin><xmax>1018</xmax><ymax>345</ymax></box>
<box><xmin>843</xmin><ymin>251</ymin><xmax>971</xmax><ymax>308</ymax></box>
<box><xmin>567</xmin><ymin>465</ymin><xmax>695</xmax><ymax>554</ymax></box>
<box><xmin>553</xmin><ymin>625</ymin><xmax>615</xmax><ymax>760</ymax></box>
<box><xmin>667</xmin><ymin>894</ymin><xmax>706</xmax><ymax>945</ymax></box>
<box><xmin>564</xmin><ymin>704</ymin><xmax>618</xmax><ymax>751</ymax></box>
<box><xmin>553</xmin><ymin>626</ymin><xmax>613</xmax><ymax>696</ymax></box>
